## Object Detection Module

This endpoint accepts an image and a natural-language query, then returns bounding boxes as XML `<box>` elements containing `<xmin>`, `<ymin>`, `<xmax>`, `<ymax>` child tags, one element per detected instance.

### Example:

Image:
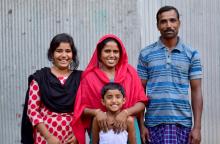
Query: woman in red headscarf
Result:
<box><xmin>71</xmin><ymin>34</ymin><xmax>148</xmax><ymax>144</ymax></box>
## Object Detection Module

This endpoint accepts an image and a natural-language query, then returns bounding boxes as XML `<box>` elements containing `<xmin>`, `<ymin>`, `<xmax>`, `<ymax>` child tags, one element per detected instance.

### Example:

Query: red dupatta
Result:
<box><xmin>72</xmin><ymin>34</ymin><xmax>147</xmax><ymax>144</ymax></box>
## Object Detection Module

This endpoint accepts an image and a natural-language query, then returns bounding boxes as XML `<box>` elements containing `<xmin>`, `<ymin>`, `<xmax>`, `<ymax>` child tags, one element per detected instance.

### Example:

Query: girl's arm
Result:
<box><xmin>92</xmin><ymin>117</ymin><xmax>100</xmax><ymax>144</ymax></box>
<box><xmin>84</xmin><ymin>108</ymin><xmax>108</xmax><ymax>132</ymax></box>
<box><xmin>127</xmin><ymin>116</ymin><xmax>136</xmax><ymax>144</ymax></box>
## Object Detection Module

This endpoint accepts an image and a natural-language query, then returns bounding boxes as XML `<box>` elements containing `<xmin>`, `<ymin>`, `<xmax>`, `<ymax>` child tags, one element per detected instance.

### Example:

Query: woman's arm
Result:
<box><xmin>125</xmin><ymin>102</ymin><xmax>145</xmax><ymax>116</ymax></box>
<box><xmin>114</xmin><ymin>102</ymin><xmax>145</xmax><ymax>133</ymax></box>
<box><xmin>83</xmin><ymin>108</ymin><xmax>100</xmax><ymax>117</ymax></box>
<box><xmin>27</xmin><ymin>80</ymin><xmax>60</xmax><ymax>143</ymax></box>
<box><xmin>36</xmin><ymin>123</ymin><xmax>60</xmax><ymax>144</ymax></box>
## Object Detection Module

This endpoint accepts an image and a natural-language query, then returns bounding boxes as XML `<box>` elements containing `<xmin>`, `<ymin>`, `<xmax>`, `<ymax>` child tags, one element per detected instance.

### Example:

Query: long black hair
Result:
<box><xmin>47</xmin><ymin>33</ymin><xmax>79</xmax><ymax>70</ymax></box>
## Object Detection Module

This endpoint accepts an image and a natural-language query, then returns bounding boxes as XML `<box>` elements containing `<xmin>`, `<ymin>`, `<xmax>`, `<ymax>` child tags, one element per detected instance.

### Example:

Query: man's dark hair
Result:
<box><xmin>101</xmin><ymin>83</ymin><xmax>125</xmax><ymax>99</ymax></box>
<box><xmin>156</xmin><ymin>6</ymin><xmax>180</xmax><ymax>23</ymax></box>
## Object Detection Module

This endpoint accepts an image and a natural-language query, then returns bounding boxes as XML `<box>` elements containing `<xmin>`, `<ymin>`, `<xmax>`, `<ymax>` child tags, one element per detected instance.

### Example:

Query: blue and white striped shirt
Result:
<box><xmin>137</xmin><ymin>38</ymin><xmax>202</xmax><ymax>127</ymax></box>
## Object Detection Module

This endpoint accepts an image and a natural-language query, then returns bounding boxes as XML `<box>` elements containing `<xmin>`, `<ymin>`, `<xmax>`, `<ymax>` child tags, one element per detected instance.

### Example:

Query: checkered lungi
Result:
<box><xmin>148</xmin><ymin>124</ymin><xmax>191</xmax><ymax>144</ymax></box>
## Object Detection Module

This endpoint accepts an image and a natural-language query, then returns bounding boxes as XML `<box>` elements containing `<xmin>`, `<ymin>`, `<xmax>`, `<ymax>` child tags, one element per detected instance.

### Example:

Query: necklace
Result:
<box><xmin>51</xmin><ymin>66</ymin><xmax>72</xmax><ymax>78</ymax></box>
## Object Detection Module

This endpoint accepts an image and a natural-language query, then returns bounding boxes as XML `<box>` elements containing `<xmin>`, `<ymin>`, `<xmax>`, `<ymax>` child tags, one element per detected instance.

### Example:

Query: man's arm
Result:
<box><xmin>138</xmin><ymin>109</ymin><xmax>150</xmax><ymax>144</ymax></box>
<box><xmin>189</xmin><ymin>79</ymin><xmax>203</xmax><ymax>144</ymax></box>
<box><xmin>139</xmin><ymin>79</ymin><xmax>151</xmax><ymax>143</ymax></box>
<box><xmin>141</xmin><ymin>79</ymin><xmax>147</xmax><ymax>92</ymax></box>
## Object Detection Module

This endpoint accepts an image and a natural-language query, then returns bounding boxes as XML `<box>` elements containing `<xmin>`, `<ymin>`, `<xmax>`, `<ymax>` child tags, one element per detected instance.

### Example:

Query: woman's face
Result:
<box><xmin>100</xmin><ymin>41</ymin><xmax>120</xmax><ymax>69</ymax></box>
<box><xmin>53</xmin><ymin>42</ymin><xmax>73</xmax><ymax>70</ymax></box>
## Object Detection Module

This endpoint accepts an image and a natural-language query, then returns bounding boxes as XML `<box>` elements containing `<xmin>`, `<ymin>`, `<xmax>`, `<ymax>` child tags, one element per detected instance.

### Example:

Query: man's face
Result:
<box><xmin>157</xmin><ymin>10</ymin><xmax>180</xmax><ymax>39</ymax></box>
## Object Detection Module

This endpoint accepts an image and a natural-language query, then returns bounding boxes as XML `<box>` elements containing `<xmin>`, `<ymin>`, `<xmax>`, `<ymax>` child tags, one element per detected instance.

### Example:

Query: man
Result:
<box><xmin>137</xmin><ymin>6</ymin><xmax>203</xmax><ymax>144</ymax></box>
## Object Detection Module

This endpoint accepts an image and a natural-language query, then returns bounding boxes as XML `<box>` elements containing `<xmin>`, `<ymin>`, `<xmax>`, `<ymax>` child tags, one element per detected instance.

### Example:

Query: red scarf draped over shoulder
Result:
<box><xmin>72</xmin><ymin>34</ymin><xmax>148</xmax><ymax>144</ymax></box>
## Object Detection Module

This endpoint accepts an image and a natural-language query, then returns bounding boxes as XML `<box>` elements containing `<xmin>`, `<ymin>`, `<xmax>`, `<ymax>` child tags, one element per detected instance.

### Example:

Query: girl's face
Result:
<box><xmin>100</xmin><ymin>41</ymin><xmax>120</xmax><ymax>70</ymax></box>
<box><xmin>102</xmin><ymin>89</ymin><xmax>125</xmax><ymax>113</ymax></box>
<box><xmin>53</xmin><ymin>42</ymin><xmax>73</xmax><ymax>70</ymax></box>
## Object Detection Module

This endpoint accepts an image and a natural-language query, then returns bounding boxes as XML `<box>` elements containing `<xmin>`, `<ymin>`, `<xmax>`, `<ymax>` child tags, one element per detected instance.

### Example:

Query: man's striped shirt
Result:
<box><xmin>137</xmin><ymin>38</ymin><xmax>202</xmax><ymax>127</ymax></box>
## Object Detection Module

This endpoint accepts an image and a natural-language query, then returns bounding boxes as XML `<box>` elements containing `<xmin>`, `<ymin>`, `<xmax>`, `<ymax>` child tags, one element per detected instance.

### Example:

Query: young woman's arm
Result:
<box><xmin>36</xmin><ymin>123</ymin><xmax>60</xmax><ymax>144</ymax></box>
<box><xmin>27</xmin><ymin>80</ymin><xmax>60</xmax><ymax>143</ymax></box>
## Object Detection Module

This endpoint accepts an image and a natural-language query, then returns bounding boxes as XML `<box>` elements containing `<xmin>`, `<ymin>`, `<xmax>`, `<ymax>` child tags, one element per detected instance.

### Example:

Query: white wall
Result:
<box><xmin>0</xmin><ymin>0</ymin><xmax>219</xmax><ymax>143</ymax></box>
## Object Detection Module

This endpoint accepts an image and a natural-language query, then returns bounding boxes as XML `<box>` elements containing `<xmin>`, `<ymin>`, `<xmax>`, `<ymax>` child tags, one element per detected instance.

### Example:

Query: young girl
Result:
<box><xmin>21</xmin><ymin>33</ymin><xmax>81</xmax><ymax>144</ymax></box>
<box><xmin>92</xmin><ymin>83</ymin><xmax>136</xmax><ymax>144</ymax></box>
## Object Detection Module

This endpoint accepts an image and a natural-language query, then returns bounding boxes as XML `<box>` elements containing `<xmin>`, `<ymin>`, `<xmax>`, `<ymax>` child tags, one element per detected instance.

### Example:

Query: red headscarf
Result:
<box><xmin>72</xmin><ymin>34</ymin><xmax>147</xmax><ymax>144</ymax></box>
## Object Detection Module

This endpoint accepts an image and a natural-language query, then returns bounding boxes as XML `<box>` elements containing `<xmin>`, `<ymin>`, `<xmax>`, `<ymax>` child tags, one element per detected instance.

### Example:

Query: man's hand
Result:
<box><xmin>140</xmin><ymin>125</ymin><xmax>150</xmax><ymax>144</ymax></box>
<box><xmin>188</xmin><ymin>127</ymin><xmax>201</xmax><ymax>144</ymax></box>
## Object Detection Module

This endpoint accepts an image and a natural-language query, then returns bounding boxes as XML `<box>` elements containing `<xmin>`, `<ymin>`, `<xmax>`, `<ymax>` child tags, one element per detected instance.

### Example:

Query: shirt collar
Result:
<box><xmin>157</xmin><ymin>37</ymin><xmax>184</xmax><ymax>52</ymax></box>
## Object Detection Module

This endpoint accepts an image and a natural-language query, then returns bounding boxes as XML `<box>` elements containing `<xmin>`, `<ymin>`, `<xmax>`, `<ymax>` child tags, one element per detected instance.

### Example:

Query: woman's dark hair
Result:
<box><xmin>47</xmin><ymin>33</ymin><xmax>79</xmax><ymax>70</ymax></box>
<box><xmin>101</xmin><ymin>82</ymin><xmax>125</xmax><ymax>99</ymax></box>
<box><xmin>97</xmin><ymin>38</ymin><xmax>122</xmax><ymax>61</ymax></box>
<box><xmin>156</xmin><ymin>6</ymin><xmax>180</xmax><ymax>23</ymax></box>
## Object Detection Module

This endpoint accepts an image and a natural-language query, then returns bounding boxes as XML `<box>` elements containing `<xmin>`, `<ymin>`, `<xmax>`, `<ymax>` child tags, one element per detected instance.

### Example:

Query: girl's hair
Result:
<box><xmin>47</xmin><ymin>33</ymin><xmax>79</xmax><ymax>70</ymax></box>
<box><xmin>101</xmin><ymin>82</ymin><xmax>125</xmax><ymax>98</ymax></box>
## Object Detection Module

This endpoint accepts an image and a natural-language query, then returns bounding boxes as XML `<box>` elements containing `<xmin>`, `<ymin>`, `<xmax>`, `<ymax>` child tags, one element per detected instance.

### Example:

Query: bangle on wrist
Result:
<box><xmin>45</xmin><ymin>133</ymin><xmax>52</xmax><ymax>140</ymax></box>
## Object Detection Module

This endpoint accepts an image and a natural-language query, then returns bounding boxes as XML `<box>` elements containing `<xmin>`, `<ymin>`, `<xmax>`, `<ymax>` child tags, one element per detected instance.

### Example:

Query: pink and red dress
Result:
<box><xmin>21</xmin><ymin>67</ymin><xmax>82</xmax><ymax>144</ymax></box>
<box><xmin>27</xmin><ymin>77</ymin><xmax>73</xmax><ymax>144</ymax></box>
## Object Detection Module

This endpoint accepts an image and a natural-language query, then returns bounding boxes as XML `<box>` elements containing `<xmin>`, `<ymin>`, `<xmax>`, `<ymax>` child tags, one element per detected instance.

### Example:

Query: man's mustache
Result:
<box><xmin>164</xmin><ymin>29</ymin><xmax>175</xmax><ymax>33</ymax></box>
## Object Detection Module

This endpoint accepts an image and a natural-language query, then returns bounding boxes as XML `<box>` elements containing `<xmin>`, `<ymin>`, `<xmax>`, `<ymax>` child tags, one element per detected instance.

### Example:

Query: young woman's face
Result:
<box><xmin>53</xmin><ymin>42</ymin><xmax>73</xmax><ymax>70</ymax></box>
<box><xmin>102</xmin><ymin>89</ymin><xmax>125</xmax><ymax>113</ymax></box>
<box><xmin>100</xmin><ymin>41</ymin><xmax>120</xmax><ymax>69</ymax></box>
